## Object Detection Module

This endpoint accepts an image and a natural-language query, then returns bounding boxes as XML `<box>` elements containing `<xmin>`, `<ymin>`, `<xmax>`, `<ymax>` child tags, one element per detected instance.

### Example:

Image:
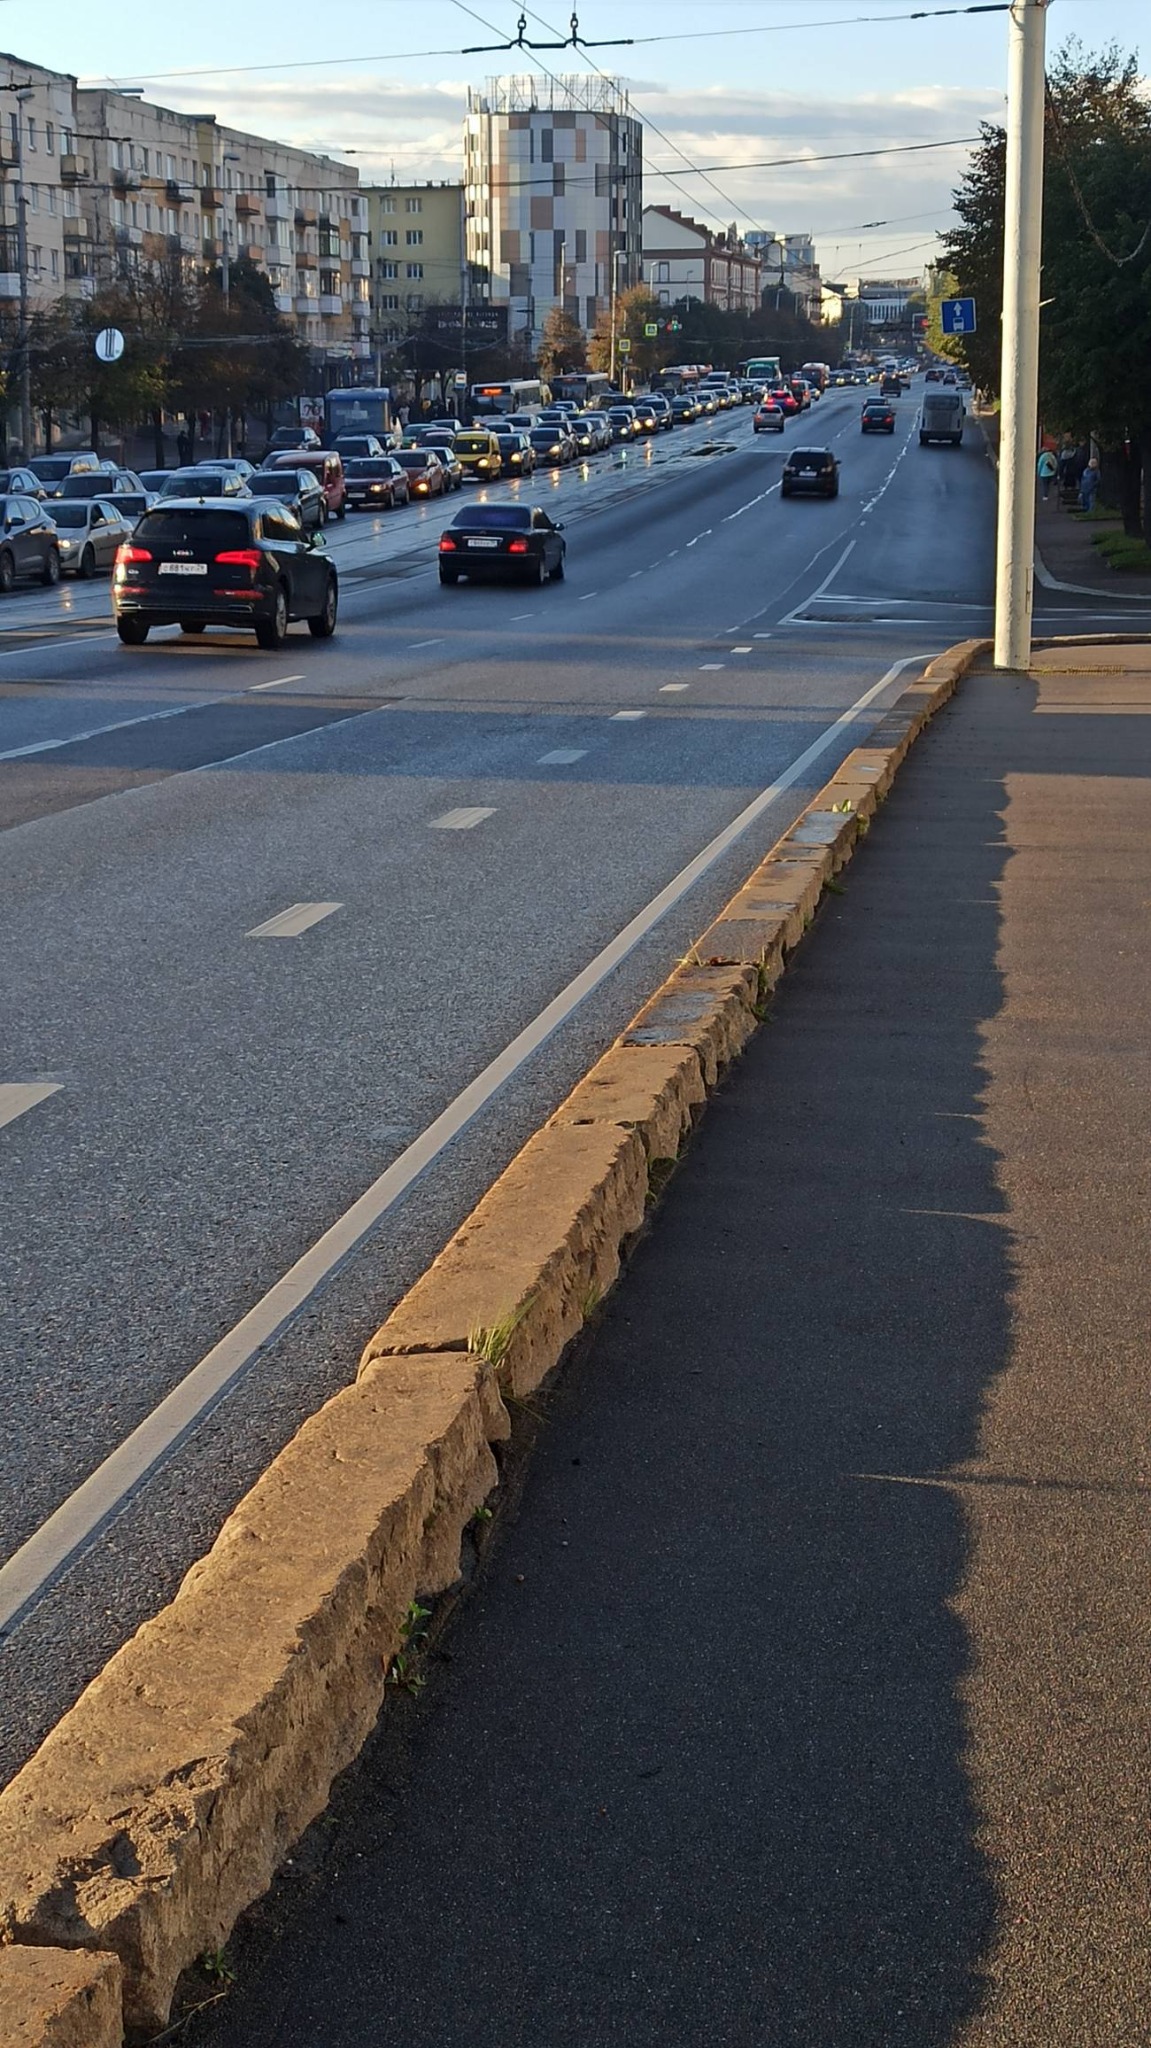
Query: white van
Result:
<box><xmin>919</xmin><ymin>392</ymin><xmax>965</xmax><ymax>446</ymax></box>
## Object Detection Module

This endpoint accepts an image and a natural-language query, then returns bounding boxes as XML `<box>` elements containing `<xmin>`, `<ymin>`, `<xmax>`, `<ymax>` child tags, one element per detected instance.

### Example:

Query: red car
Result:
<box><xmin>394</xmin><ymin>449</ymin><xmax>448</xmax><ymax>497</ymax></box>
<box><xmin>768</xmin><ymin>386</ymin><xmax>799</xmax><ymax>417</ymax></box>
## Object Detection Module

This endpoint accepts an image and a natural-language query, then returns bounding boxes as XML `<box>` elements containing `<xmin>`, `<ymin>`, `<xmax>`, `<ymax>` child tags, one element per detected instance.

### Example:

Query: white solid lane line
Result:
<box><xmin>538</xmin><ymin>748</ymin><xmax>587</xmax><ymax>764</ymax></box>
<box><xmin>778</xmin><ymin>538</ymin><xmax>858</xmax><ymax>628</ymax></box>
<box><xmin>246</xmin><ymin>902</ymin><xmax>343</xmax><ymax>939</ymax></box>
<box><xmin>0</xmin><ymin>1081</ymin><xmax>61</xmax><ymax>1133</ymax></box>
<box><xmin>0</xmin><ymin>651</ymin><xmax>928</xmax><ymax>1638</ymax></box>
<box><xmin>610</xmin><ymin>710</ymin><xmax>646</xmax><ymax>721</ymax></box>
<box><xmin>248</xmin><ymin>674</ymin><xmax>305</xmax><ymax>692</ymax></box>
<box><xmin>429</xmin><ymin>806</ymin><xmax>496</xmax><ymax>830</ymax></box>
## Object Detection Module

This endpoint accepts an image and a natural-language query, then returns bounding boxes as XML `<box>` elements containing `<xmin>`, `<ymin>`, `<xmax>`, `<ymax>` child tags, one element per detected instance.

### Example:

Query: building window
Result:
<box><xmin>405</xmin><ymin>196</ymin><xmax>422</xmax><ymax>213</ymax></box>
<box><xmin>405</xmin><ymin>229</ymin><xmax>423</xmax><ymax>245</ymax></box>
<box><xmin>62</xmin><ymin>127</ymin><xmax>73</xmax><ymax>155</ymax></box>
<box><xmin>406</xmin><ymin>293</ymin><xmax>423</xmax><ymax>310</ymax></box>
<box><xmin>656</xmin><ymin>261</ymin><xmax>669</xmax><ymax>283</ymax></box>
<box><xmin>27</xmin><ymin>184</ymin><xmax>38</xmax><ymax>213</ymax></box>
<box><xmin>379</xmin><ymin>196</ymin><xmax>395</xmax><ymax>213</ymax></box>
<box><xmin>575</xmin><ymin>228</ymin><xmax>587</xmax><ymax>263</ymax></box>
<box><xmin>381</xmin><ymin>229</ymin><xmax>397</xmax><ymax>246</ymax></box>
<box><xmin>406</xmin><ymin>262</ymin><xmax>423</xmax><ymax>278</ymax></box>
<box><xmin>381</xmin><ymin>293</ymin><xmax>399</xmax><ymax>309</ymax></box>
<box><xmin>378</xmin><ymin>259</ymin><xmax>397</xmax><ymax>278</ymax></box>
<box><xmin>45</xmin><ymin>121</ymin><xmax>54</xmax><ymax>154</ymax></box>
<box><xmin>26</xmin><ymin>116</ymin><xmax>36</xmax><ymax>151</ymax></box>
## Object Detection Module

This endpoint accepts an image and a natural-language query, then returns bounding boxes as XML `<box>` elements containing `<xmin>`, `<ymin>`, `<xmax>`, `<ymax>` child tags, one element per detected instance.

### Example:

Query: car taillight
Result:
<box><xmin>507</xmin><ymin>539</ymin><xmax>529</xmax><ymax>554</ymax></box>
<box><xmin>214</xmin><ymin>549</ymin><xmax>261</xmax><ymax>571</ymax></box>
<box><xmin>116</xmin><ymin>543</ymin><xmax>152</xmax><ymax>564</ymax></box>
<box><xmin>439</xmin><ymin>535</ymin><xmax>457</xmax><ymax>552</ymax></box>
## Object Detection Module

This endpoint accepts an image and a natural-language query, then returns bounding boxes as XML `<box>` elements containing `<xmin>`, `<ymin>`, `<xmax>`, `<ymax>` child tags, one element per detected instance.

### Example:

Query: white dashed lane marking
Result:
<box><xmin>246</xmin><ymin>902</ymin><xmax>343</xmax><ymax>939</ymax></box>
<box><xmin>699</xmin><ymin>663</ymin><xmax>725</xmax><ymax>671</ymax></box>
<box><xmin>659</xmin><ymin>684</ymin><xmax>689</xmax><ymax>694</ymax></box>
<box><xmin>429</xmin><ymin>807</ymin><xmax>496</xmax><ymax>830</ymax></box>
<box><xmin>248</xmin><ymin>674</ymin><xmax>304</xmax><ymax>692</ymax></box>
<box><xmin>610</xmin><ymin>710</ymin><xmax>647</xmax><ymax>721</ymax></box>
<box><xmin>538</xmin><ymin>748</ymin><xmax>587</xmax><ymax>765</ymax></box>
<box><xmin>0</xmin><ymin>1082</ymin><xmax>62</xmax><ymax>1132</ymax></box>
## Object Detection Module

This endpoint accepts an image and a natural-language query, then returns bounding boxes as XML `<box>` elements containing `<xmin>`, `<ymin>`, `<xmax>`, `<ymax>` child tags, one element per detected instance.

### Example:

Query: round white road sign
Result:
<box><xmin>94</xmin><ymin>327</ymin><xmax>126</xmax><ymax>363</ymax></box>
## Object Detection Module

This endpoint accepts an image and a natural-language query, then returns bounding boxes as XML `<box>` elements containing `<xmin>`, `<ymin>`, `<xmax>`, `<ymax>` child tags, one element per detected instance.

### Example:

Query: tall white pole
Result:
<box><xmin>994</xmin><ymin>0</ymin><xmax>1049</xmax><ymax>671</ymax></box>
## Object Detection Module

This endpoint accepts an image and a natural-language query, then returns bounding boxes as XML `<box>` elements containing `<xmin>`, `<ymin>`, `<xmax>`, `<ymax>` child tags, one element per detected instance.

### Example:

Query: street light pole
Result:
<box><xmin>609</xmin><ymin>247</ymin><xmax>624</xmax><ymax>385</ymax></box>
<box><xmin>994</xmin><ymin>0</ymin><xmax>1049</xmax><ymax>671</ymax></box>
<box><xmin>219</xmin><ymin>151</ymin><xmax>241</xmax><ymax>457</ymax></box>
<box><xmin>2</xmin><ymin>83</ymin><xmax>35</xmax><ymax>458</ymax></box>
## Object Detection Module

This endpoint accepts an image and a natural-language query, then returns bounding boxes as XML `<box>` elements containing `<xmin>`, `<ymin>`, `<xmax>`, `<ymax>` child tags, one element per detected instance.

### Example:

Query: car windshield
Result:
<box><xmin>450</xmin><ymin>505</ymin><xmax>530</xmax><ymax>530</ymax></box>
<box><xmin>790</xmin><ymin>451</ymin><xmax>830</xmax><ymax>466</ymax></box>
<box><xmin>135</xmin><ymin>510</ymin><xmax>253</xmax><ymax>550</ymax></box>
<box><xmin>395</xmin><ymin>452</ymin><xmax>432</xmax><ymax>469</ymax></box>
<box><xmin>454</xmin><ymin>435</ymin><xmax>493</xmax><ymax>454</ymax></box>
<box><xmin>164</xmin><ymin>472</ymin><xmax>229</xmax><ymax>494</ymax></box>
<box><xmin>344</xmin><ymin>459</ymin><xmax>394</xmax><ymax>477</ymax></box>
<box><xmin>247</xmin><ymin>474</ymin><xmax>298</xmax><ymax>494</ymax></box>
<box><xmin>58</xmin><ymin>476</ymin><xmax>106</xmax><ymax>497</ymax></box>
<box><xmin>30</xmin><ymin>458</ymin><xmax>77</xmax><ymax>481</ymax></box>
<box><xmin>50</xmin><ymin>503</ymin><xmax>99</xmax><ymax>527</ymax></box>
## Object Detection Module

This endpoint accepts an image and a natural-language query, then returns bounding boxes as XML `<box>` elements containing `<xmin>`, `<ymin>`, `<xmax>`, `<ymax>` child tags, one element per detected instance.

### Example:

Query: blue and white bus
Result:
<box><xmin>549</xmin><ymin>371</ymin><xmax>613</xmax><ymax>409</ymax></box>
<box><xmin>324</xmin><ymin>387</ymin><xmax>395</xmax><ymax>443</ymax></box>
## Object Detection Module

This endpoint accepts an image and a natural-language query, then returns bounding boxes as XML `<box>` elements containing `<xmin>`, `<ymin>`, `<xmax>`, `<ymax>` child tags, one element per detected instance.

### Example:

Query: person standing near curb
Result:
<box><xmin>1079</xmin><ymin>455</ymin><xmax>1101</xmax><ymax>513</ymax></box>
<box><xmin>1037</xmin><ymin>448</ymin><xmax>1057</xmax><ymax>501</ymax></box>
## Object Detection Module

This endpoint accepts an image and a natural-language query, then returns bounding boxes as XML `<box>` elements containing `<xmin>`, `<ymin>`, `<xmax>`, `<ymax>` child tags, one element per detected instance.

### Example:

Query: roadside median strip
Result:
<box><xmin>0</xmin><ymin>636</ymin><xmax>990</xmax><ymax>2046</ymax></box>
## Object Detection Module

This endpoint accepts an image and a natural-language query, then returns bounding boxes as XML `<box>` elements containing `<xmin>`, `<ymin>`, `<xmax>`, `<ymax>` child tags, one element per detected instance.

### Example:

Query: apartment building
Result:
<box><xmin>0</xmin><ymin>52</ymin><xmax>370</xmax><ymax>363</ymax></box>
<box><xmin>0</xmin><ymin>53</ymin><xmax>81</xmax><ymax>309</ymax></box>
<box><xmin>642</xmin><ymin>206</ymin><xmax>762</xmax><ymax>313</ymax></box>
<box><xmin>857</xmin><ymin>276</ymin><xmax>925</xmax><ymax>326</ymax></box>
<box><xmin>365</xmin><ymin>180</ymin><xmax>465</xmax><ymax>349</ymax></box>
<box><xmin>744</xmin><ymin>231</ymin><xmax>823</xmax><ymax>320</ymax></box>
<box><xmin>464</xmin><ymin>74</ymin><xmax>641</xmax><ymax>348</ymax></box>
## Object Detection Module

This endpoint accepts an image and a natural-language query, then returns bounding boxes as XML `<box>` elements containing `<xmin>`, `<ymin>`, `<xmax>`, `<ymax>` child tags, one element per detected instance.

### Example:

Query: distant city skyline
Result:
<box><xmin>12</xmin><ymin>0</ymin><xmax>1149</xmax><ymax>271</ymax></box>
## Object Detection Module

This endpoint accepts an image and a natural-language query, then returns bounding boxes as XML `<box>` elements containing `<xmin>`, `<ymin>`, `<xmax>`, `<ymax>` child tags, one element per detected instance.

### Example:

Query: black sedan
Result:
<box><xmin>780</xmin><ymin>448</ymin><xmax>840</xmax><ymax>499</ymax></box>
<box><xmin>861</xmin><ymin>400</ymin><xmax>896</xmax><ymax>434</ymax></box>
<box><xmin>0</xmin><ymin>492</ymin><xmax>62</xmax><ymax>589</ymax></box>
<box><xmin>528</xmin><ymin>425</ymin><xmax>575</xmax><ymax>467</ymax></box>
<box><xmin>112</xmin><ymin>498</ymin><xmax>338</xmax><ymax>649</ymax></box>
<box><xmin>438</xmin><ymin>504</ymin><xmax>565</xmax><ymax>586</ymax></box>
<box><xmin>246</xmin><ymin>467</ymin><xmax>328</xmax><ymax>530</ymax></box>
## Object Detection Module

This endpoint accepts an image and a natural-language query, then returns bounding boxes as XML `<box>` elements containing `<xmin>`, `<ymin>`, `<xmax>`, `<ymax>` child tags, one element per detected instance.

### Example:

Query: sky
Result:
<box><xmin>11</xmin><ymin>0</ymin><xmax>1150</xmax><ymax>278</ymax></box>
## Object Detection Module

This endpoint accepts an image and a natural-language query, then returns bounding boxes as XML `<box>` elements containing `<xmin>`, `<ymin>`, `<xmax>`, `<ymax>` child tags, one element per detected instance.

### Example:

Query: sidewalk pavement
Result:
<box><xmin>201</xmin><ymin>644</ymin><xmax>1151</xmax><ymax>2048</ymax></box>
<box><xmin>975</xmin><ymin>404</ymin><xmax>1151</xmax><ymax>597</ymax></box>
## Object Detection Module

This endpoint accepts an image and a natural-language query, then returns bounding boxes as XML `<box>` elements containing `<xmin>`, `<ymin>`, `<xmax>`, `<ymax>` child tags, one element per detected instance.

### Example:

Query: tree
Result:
<box><xmin>537</xmin><ymin>307</ymin><xmax>586</xmax><ymax>378</ymax></box>
<box><xmin>587</xmin><ymin>286</ymin><xmax>672</xmax><ymax>380</ymax></box>
<box><xmin>943</xmin><ymin>38</ymin><xmax>1151</xmax><ymax>538</ymax></box>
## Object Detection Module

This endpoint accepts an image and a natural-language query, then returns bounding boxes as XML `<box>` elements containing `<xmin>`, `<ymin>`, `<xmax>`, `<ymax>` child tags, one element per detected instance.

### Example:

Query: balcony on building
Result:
<box><xmin>235</xmin><ymin>192</ymin><xmax>262</xmax><ymax>219</ymax></box>
<box><xmin>115</xmin><ymin>224</ymin><xmax>144</xmax><ymax>248</ymax></box>
<box><xmin>60</xmin><ymin>154</ymin><xmax>90</xmax><ymax>183</ymax></box>
<box><xmin>296</xmin><ymin>249</ymin><xmax>318</xmax><ymax>270</ymax></box>
<box><xmin>265</xmin><ymin>191</ymin><xmax>292</xmax><ymax>222</ymax></box>
<box><xmin>274</xmin><ymin>288</ymin><xmax>294</xmax><ymax>315</ymax></box>
<box><xmin>351</xmin><ymin>256</ymin><xmax>370</xmax><ymax>278</ymax></box>
<box><xmin>319</xmin><ymin>293</ymin><xmax>344</xmax><ymax>316</ymax></box>
<box><xmin>294</xmin><ymin>204</ymin><xmax>317</xmax><ymax>227</ymax></box>
<box><xmin>294</xmin><ymin>294</ymin><xmax>315</xmax><ymax>316</ymax></box>
<box><xmin>112</xmin><ymin>166</ymin><xmax>141</xmax><ymax>192</ymax></box>
<box><xmin>62</xmin><ymin>217</ymin><xmax>92</xmax><ymax>243</ymax></box>
<box><xmin>0</xmin><ymin>272</ymin><xmax>20</xmax><ymax>298</ymax></box>
<box><xmin>200</xmin><ymin>183</ymin><xmax>224</xmax><ymax>209</ymax></box>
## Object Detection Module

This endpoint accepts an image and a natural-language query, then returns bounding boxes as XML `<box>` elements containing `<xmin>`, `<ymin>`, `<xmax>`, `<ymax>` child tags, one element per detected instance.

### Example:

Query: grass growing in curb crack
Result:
<box><xmin>467</xmin><ymin>1296</ymin><xmax>534</xmax><ymax>1370</ymax></box>
<box><xmin>647</xmin><ymin>1156</ymin><xmax>677</xmax><ymax>1207</ymax></box>
<box><xmin>199</xmin><ymin>1949</ymin><xmax>236</xmax><ymax>1988</ymax></box>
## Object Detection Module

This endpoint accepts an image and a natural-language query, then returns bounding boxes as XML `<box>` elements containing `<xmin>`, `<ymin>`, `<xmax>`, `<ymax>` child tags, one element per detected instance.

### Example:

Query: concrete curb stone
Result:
<box><xmin>0</xmin><ymin>1947</ymin><xmax>122</xmax><ymax>2048</ymax></box>
<box><xmin>0</xmin><ymin>635</ymin><xmax>991</xmax><ymax>2046</ymax></box>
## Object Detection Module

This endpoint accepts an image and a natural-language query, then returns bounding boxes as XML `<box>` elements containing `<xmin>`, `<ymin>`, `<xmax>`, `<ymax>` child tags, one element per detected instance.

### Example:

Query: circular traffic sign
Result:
<box><xmin>94</xmin><ymin>327</ymin><xmax>125</xmax><ymax>364</ymax></box>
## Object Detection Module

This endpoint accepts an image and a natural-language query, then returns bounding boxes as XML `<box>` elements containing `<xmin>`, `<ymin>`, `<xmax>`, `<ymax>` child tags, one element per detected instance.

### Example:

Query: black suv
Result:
<box><xmin>112</xmin><ymin>498</ymin><xmax>338</xmax><ymax>649</ymax></box>
<box><xmin>780</xmin><ymin>448</ymin><xmax>840</xmax><ymax>499</ymax></box>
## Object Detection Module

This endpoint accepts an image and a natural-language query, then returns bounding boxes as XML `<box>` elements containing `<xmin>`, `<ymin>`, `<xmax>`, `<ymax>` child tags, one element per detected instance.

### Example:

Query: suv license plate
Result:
<box><xmin>467</xmin><ymin>537</ymin><xmax>500</xmax><ymax>549</ymax></box>
<box><xmin>159</xmin><ymin>562</ymin><xmax>208</xmax><ymax>575</ymax></box>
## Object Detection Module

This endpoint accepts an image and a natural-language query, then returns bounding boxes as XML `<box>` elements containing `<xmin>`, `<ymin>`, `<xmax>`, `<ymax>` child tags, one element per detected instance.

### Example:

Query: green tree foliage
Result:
<box><xmin>944</xmin><ymin>38</ymin><xmax>1151</xmax><ymax>535</ymax></box>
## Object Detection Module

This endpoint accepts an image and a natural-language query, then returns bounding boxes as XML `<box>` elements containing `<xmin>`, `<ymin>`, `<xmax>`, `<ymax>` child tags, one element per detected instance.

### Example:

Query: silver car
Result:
<box><xmin>50</xmin><ymin>497</ymin><xmax>137</xmax><ymax>578</ymax></box>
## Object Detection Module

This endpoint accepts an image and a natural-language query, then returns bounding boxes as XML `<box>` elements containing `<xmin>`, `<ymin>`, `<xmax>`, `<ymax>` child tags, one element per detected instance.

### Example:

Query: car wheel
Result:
<box><xmin>308</xmin><ymin>575</ymin><xmax>338</xmax><ymax>638</ymax></box>
<box><xmin>77</xmin><ymin>544</ymin><xmax>97</xmax><ymax>580</ymax></box>
<box><xmin>551</xmin><ymin>552</ymin><xmax>565</xmax><ymax>581</ymax></box>
<box><xmin>439</xmin><ymin>566</ymin><xmax>459</xmax><ymax>585</ymax></box>
<box><xmin>255</xmin><ymin>584</ymin><xmax>289</xmax><ymax>650</ymax></box>
<box><xmin>179</xmin><ymin>619</ymin><xmax>206</xmax><ymax>634</ymax></box>
<box><xmin>40</xmin><ymin>547</ymin><xmax>61</xmax><ymax>587</ymax></box>
<box><xmin>828</xmin><ymin>484</ymin><xmax>839</xmax><ymax>498</ymax></box>
<box><xmin>0</xmin><ymin>550</ymin><xmax>16</xmax><ymax>595</ymax></box>
<box><xmin>116</xmin><ymin>617</ymin><xmax>149</xmax><ymax>644</ymax></box>
<box><xmin>533</xmin><ymin>556</ymin><xmax>547</xmax><ymax>587</ymax></box>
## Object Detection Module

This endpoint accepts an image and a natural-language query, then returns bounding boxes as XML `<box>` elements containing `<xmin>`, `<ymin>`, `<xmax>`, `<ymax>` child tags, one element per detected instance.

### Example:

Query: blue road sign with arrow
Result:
<box><xmin>941</xmin><ymin>297</ymin><xmax>977</xmax><ymax>336</ymax></box>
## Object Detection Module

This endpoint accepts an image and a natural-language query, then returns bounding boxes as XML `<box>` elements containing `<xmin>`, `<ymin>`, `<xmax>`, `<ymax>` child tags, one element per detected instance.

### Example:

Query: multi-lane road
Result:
<box><xmin>1</xmin><ymin>382</ymin><xmax>1146</xmax><ymax>1783</ymax></box>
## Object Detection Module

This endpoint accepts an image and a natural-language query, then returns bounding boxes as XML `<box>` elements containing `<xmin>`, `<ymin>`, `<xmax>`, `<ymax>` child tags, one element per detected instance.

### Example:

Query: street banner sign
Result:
<box><xmin>616</xmin><ymin>337</ymin><xmax>631</xmax><ymax>353</ymax></box>
<box><xmin>643</xmin><ymin>322</ymin><xmax>658</xmax><ymax>337</ymax></box>
<box><xmin>94</xmin><ymin>327</ymin><xmax>125</xmax><ymax>363</ymax></box>
<box><xmin>941</xmin><ymin>297</ymin><xmax>977</xmax><ymax>335</ymax></box>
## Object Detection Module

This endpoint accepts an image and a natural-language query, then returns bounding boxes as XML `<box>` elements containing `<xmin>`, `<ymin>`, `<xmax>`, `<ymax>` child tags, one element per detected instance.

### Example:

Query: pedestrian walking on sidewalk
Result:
<box><xmin>1037</xmin><ymin>448</ymin><xmax>1057</xmax><ymax>501</ymax></box>
<box><xmin>1079</xmin><ymin>456</ymin><xmax>1101</xmax><ymax>513</ymax></box>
